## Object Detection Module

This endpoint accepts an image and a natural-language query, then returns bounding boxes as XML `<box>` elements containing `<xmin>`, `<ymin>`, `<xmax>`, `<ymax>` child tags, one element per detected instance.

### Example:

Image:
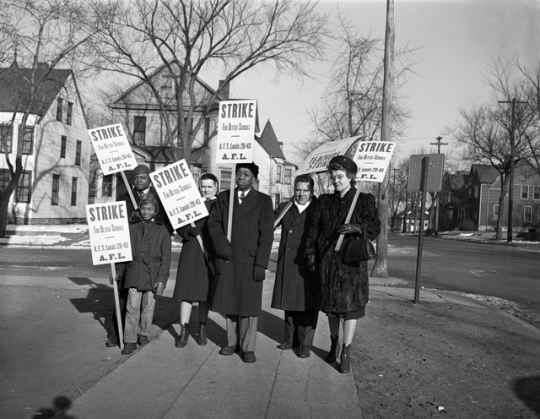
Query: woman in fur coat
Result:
<box><xmin>305</xmin><ymin>155</ymin><xmax>380</xmax><ymax>373</ymax></box>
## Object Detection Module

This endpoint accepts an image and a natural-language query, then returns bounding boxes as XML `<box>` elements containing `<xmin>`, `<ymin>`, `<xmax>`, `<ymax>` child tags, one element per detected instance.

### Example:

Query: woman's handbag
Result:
<box><xmin>342</xmin><ymin>226</ymin><xmax>376</xmax><ymax>263</ymax></box>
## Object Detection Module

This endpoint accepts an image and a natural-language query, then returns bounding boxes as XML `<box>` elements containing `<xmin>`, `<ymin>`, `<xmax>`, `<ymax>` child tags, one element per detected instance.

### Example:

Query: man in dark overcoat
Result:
<box><xmin>106</xmin><ymin>164</ymin><xmax>172</xmax><ymax>348</ymax></box>
<box><xmin>208</xmin><ymin>162</ymin><xmax>273</xmax><ymax>363</ymax></box>
<box><xmin>272</xmin><ymin>174</ymin><xmax>319</xmax><ymax>358</ymax></box>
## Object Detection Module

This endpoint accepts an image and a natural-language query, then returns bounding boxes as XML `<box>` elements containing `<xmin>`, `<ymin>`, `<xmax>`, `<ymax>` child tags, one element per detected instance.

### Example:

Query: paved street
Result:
<box><xmin>388</xmin><ymin>234</ymin><xmax>540</xmax><ymax>314</ymax></box>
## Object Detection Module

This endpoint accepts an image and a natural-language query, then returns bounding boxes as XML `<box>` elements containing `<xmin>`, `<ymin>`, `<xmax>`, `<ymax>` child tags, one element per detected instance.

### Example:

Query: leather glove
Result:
<box><xmin>154</xmin><ymin>282</ymin><xmax>166</xmax><ymax>296</ymax></box>
<box><xmin>253</xmin><ymin>265</ymin><xmax>266</xmax><ymax>282</ymax></box>
<box><xmin>109</xmin><ymin>274</ymin><xmax>122</xmax><ymax>285</ymax></box>
<box><xmin>217</xmin><ymin>245</ymin><xmax>233</xmax><ymax>261</ymax></box>
<box><xmin>306</xmin><ymin>255</ymin><xmax>316</xmax><ymax>273</ymax></box>
<box><xmin>336</xmin><ymin>223</ymin><xmax>362</xmax><ymax>235</ymax></box>
<box><xmin>188</xmin><ymin>226</ymin><xmax>201</xmax><ymax>237</ymax></box>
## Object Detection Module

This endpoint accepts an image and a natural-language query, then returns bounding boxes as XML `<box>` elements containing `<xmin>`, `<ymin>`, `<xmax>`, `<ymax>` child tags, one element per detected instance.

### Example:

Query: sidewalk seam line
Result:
<box><xmin>158</xmin><ymin>332</ymin><xmax>228</xmax><ymax>419</ymax></box>
<box><xmin>264</xmin><ymin>351</ymin><xmax>283</xmax><ymax>419</ymax></box>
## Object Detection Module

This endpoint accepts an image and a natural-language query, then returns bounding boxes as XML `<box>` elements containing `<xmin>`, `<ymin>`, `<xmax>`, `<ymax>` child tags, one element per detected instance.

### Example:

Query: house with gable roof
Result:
<box><xmin>97</xmin><ymin>63</ymin><xmax>296</xmax><ymax>207</ymax></box>
<box><xmin>440</xmin><ymin>163</ymin><xmax>540</xmax><ymax>231</ymax></box>
<box><xmin>0</xmin><ymin>59</ymin><xmax>90</xmax><ymax>223</ymax></box>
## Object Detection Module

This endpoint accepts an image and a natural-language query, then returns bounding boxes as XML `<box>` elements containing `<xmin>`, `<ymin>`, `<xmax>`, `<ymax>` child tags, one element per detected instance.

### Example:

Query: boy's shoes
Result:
<box><xmin>121</xmin><ymin>343</ymin><xmax>137</xmax><ymax>355</ymax></box>
<box><xmin>277</xmin><ymin>342</ymin><xmax>293</xmax><ymax>350</ymax></box>
<box><xmin>298</xmin><ymin>345</ymin><xmax>311</xmax><ymax>358</ymax></box>
<box><xmin>106</xmin><ymin>335</ymin><xmax>118</xmax><ymax>348</ymax></box>
<box><xmin>242</xmin><ymin>351</ymin><xmax>256</xmax><ymax>363</ymax></box>
<box><xmin>138</xmin><ymin>335</ymin><xmax>150</xmax><ymax>347</ymax></box>
<box><xmin>219</xmin><ymin>345</ymin><xmax>241</xmax><ymax>356</ymax></box>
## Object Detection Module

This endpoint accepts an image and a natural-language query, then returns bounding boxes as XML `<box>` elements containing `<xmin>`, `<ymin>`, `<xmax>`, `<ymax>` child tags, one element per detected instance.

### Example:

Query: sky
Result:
<box><xmin>225</xmin><ymin>0</ymin><xmax>540</xmax><ymax>168</ymax></box>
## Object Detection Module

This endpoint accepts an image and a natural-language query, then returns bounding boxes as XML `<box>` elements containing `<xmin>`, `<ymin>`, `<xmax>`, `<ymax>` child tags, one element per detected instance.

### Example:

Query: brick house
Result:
<box><xmin>0</xmin><ymin>60</ymin><xmax>90</xmax><ymax>223</ymax></box>
<box><xmin>95</xmin><ymin>63</ymin><xmax>296</xmax><ymax>206</ymax></box>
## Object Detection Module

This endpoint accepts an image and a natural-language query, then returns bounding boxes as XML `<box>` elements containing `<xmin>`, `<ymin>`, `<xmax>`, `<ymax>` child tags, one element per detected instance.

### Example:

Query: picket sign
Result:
<box><xmin>88</xmin><ymin>123</ymin><xmax>141</xmax><ymax>351</ymax></box>
<box><xmin>215</xmin><ymin>100</ymin><xmax>258</xmax><ymax>242</ymax></box>
<box><xmin>274</xmin><ymin>200</ymin><xmax>294</xmax><ymax>229</ymax></box>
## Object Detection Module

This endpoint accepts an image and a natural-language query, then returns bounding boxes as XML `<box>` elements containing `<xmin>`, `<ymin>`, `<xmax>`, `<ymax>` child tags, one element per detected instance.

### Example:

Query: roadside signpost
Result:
<box><xmin>408</xmin><ymin>154</ymin><xmax>445</xmax><ymax>303</ymax></box>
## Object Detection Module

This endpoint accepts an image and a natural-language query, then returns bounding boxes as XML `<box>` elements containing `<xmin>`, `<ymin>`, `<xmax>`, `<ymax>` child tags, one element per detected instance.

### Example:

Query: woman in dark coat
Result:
<box><xmin>305</xmin><ymin>155</ymin><xmax>380</xmax><ymax>373</ymax></box>
<box><xmin>272</xmin><ymin>174</ymin><xmax>319</xmax><ymax>358</ymax></box>
<box><xmin>173</xmin><ymin>173</ymin><xmax>218</xmax><ymax>348</ymax></box>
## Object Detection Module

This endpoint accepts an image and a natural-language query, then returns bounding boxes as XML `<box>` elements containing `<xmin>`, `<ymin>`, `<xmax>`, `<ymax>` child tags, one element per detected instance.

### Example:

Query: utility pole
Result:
<box><xmin>430</xmin><ymin>136</ymin><xmax>448</xmax><ymax>154</ymax></box>
<box><xmin>498</xmin><ymin>98</ymin><xmax>526</xmax><ymax>242</ymax></box>
<box><xmin>390</xmin><ymin>167</ymin><xmax>397</xmax><ymax>231</ymax></box>
<box><xmin>429</xmin><ymin>136</ymin><xmax>447</xmax><ymax>233</ymax></box>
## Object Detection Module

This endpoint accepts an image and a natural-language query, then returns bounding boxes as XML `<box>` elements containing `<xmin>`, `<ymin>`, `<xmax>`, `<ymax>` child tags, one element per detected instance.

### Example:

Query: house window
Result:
<box><xmin>56</xmin><ymin>97</ymin><xmax>63</xmax><ymax>121</ymax></box>
<box><xmin>0</xmin><ymin>169</ymin><xmax>9</xmax><ymax>191</ymax></box>
<box><xmin>0</xmin><ymin>169</ymin><xmax>31</xmax><ymax>203</ymax></box>
<box><xmin>534</xmin><ymin>186</ymin><xmax>540</xmax><ymax>200</ymax></box>
<box><xmin>521</xmin><ymin>185</ymin><xmax>529</xmax><ymax>199</ymax></box>
<box><xmin>102</xmin><ymin>174</ymin><xmax>113</xmax><ymax>197</ymax></box>
<box><xmin>16</xmin><ymin>171</ymin><xmax>31</xmax><ymax>203</ymax></box>
<box><xmin>220</xmin><ymin>169</ymin><xmax>232</xmax><ymax>190</ymax></box>
<box><xmin>204</xmin><ymin>117</ymin><xmax>211</xmax><ymax>146</ymax></box>
<box><xmin>22</xmin><ymin>126</ymin><xmax>34</xmax><ymax>155</ymax></box>
<box><xmin>458</xmin><ymin>208</ymin><xmax>465</xmax><ymax>220</ymax></box>
<box><xmin>133</xmin><ymin>116</ymin><xmax>146</xmax><ymax>145</ymax></box>
<box><xmin>276</xmin><ymin>165</ymin><xmax>282</xmax><ymax>183</ymax></box>
<box><xmin>284</xmin><ymin>168</ymin><xmax>292</xmax><ymax>185</ymax></box>
<box><xmin>71</xmin><ymin>177</ymin><xmax>78</xmax><ymax>206</ymax></box>
<box><xmin>493</xmin><ymin>204</ymin><xmax>499</xmax><ymax>221</ymax></box>
<box><xmin>61</xmin><ymin>136</ymin><xmax>67</xmax><ymax>158</ymax></box>
<box><xmin>275</xmin><ymin>193</ymin><xmax>281</xmax><ymax>209</ymax></box>
<box><xmin>524</xmin><ymin>206</ymin><xmax>532</xmax><ymax>223</ymax></box>
<box><xmin>52</xmin><ymin>174</ymin><xmax>60</xmax><ymax>205</ymax></box>
<box><xmin>0</xmin><ymin>124</ymin><xmax>12</xmax><ymax>153</ymax></box>
<box><xmin>66</xmin><ymin>102</ymin><xmax>73</xmax><ymax>125</ymax></box>
<box><xmin>75</xmin><ymin>141</ymin><xmax>81</xmax><ymax>166</ymax></box>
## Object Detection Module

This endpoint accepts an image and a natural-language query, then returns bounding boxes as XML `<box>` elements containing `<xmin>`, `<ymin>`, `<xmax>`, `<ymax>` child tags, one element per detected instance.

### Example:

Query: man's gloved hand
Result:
<box><xmin>306</xmin><ymin>255</ymin><xmax>316</xmax><ymax>273</ymax></box>
<box><xmin>336</xmin><ymin>223</ymin><xmax>362</xmax><ymax>235</ymax></box>
<box><xmin>253</xmin><ymin>265</ymin><xmax>266</xmax><ymax>282</ymax></box>
<box><xmin>188</xmin><ymin>226</ymin><xmax>201</xmax><ymax>237</ymax></box>
<box><xmin>109</xmin><ymin>274</ymin><xmax>122</xmax><ymax>285</ymax></box>
<box><xmin>217</xmin><ymin>246</ymin><xmax>233</xmax><ymax>261</ymax></box>
<box><xmin>154</xmin><ymin>282</ymin><xmax>166</xmax><ymax>296</ymax></box>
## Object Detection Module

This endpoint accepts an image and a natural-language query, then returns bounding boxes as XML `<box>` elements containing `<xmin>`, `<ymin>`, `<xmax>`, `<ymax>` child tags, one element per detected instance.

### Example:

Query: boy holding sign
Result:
<box><xmin>112</xmin><ymin>195</ymin><xmax>172</xmax><ymax>355</ymax></box>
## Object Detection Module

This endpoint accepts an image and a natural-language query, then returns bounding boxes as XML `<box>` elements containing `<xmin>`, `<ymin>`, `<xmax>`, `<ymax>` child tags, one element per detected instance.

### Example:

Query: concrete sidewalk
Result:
<box><xmin>51</xmin><ymin>275</ymin><xmax>504</xmax><ymax>419</ymax></box>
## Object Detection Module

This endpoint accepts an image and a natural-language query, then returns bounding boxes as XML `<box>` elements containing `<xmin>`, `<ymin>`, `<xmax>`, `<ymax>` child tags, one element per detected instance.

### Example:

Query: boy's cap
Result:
<box><xmin>133</xmin><ymin>164</ymin><xmax>151</xmax><ymax>176</ymax></box>
<box><xmin>140</xmin><ymin>194</ymin><xmax>159</xmax><ymax>210</ymax></box>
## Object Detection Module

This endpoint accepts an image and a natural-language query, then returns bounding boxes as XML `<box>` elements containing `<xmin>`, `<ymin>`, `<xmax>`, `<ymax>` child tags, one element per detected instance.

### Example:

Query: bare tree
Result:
<box><xmin>0</xmin><ymin>0</ymin><xmax>95</xmax><ymax>237</ymax></box>
<box><xmin>449</xmin><ymin>57</ymin><xmax>536</xmax><ymax>240</ymax></box>
<box><xmin>88</xmin><ymin>0</ymin><xmax>328</xmax><ymax>161</ymax></box>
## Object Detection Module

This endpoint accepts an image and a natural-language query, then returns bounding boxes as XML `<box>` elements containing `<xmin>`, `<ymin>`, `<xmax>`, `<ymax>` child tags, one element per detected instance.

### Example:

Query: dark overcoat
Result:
<box><xmin>117</xmin><ymin>213</ymin><xmax>172</xmax><ymax>292</ymax></box>
<box><xmin>173</xmin><ymin>199</ymin><xmax>216</xmax><ymax>302</ymax></box>
<box><xmin>208</xmin><ymin>188</ymin><xmax>274</xmax><ymax>316</ymax></box>
<box><xmin>305</xmin><ymin>186</ymin><xmax>380</xmax><ymax>314</ymax></box>
<box><xmin>271</xmin><ymin>198</ymin><xmax>319</xmax><ymax>312</ymax></box>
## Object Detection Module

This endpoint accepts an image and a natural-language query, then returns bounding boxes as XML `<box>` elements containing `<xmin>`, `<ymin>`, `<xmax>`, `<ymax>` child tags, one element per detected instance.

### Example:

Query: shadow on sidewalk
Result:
<box><xmin>513</xmin><ymin>376</ymin><xmax>540</xmax><ymax>415</ymax></box>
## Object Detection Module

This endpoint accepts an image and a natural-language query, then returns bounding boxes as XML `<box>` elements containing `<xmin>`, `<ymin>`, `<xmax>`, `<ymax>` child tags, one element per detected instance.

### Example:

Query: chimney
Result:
<box><xmin>218</xmin><ymin>80</ymin><xmax>230</xmax><ymax>99</ymax></box>
<box><xmin>278</xmin><ymin>141</ymin><xmax>283</xmax><ymax>151</ymax></box>
<box><xmin>36</xmin><ymin>62</ymin><xmax>50</xmax><ymax>71</ymax></box>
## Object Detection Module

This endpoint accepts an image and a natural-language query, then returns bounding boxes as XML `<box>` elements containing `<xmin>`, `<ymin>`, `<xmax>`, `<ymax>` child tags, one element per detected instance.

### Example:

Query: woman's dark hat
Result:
<box><xmin>329</xmin><ymin>155</ymin><xmax>358</xmax><ymax>174</ymax></box>
<box><xmin>236</xmin><ymin>162</ymin><xmax>259</xmax><ymax>178</ymax></box>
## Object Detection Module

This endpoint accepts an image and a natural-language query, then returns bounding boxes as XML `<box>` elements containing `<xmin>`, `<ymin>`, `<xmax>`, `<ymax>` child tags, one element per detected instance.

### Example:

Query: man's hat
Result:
<box><xmin>133</xmin><ymin>164</ymin><xmax>151</xmax><ymax>176</ymax></box>
<box><xmin>236</xmin><ymin>162</ymin><xmax>259</xmax><ymax>178</ymax></box>
<box><xmin>328</xmin><ymin>155</ymin><xmax>358</xmax><ymax>174</ymax></box>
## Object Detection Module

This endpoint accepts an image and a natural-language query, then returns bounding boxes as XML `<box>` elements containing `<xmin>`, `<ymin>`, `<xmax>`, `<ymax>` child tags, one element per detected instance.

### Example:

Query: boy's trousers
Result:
<box><xmin>124</xmin><ymin>288</ymin><xmax>155</xmax><ymax>343</ymax></box>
